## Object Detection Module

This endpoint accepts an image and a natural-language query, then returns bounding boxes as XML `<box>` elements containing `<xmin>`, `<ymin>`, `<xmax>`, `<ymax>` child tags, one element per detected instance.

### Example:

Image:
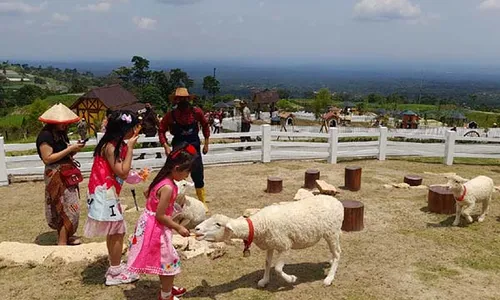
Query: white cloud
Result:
<box><xmin>133</xmin><ymin>16</ymin><xmax>157</xmax><ymax>30</ymax></box>
<box><xmin>80</xmin><ymin>2</ymin><xmax>112</xmax><ymax>12</ymax></box>
<box><xmin>479</xmin><ymin>0</ymin><xmax>500</xmax><ymax>10</ymax></box>
<box><xmin>353</xmin><ymin>0</ymin><xmax>421</xmax><ymax>22</ymax></box>
<box><xmin>0</xmin><ymin>1</ymin><xmax>46</xmax><ymax>15</ymax></box>
<box><xmin>52</xmin><ymin>13</ymin><xmax>70</xmax><ymax>22</ymax></box>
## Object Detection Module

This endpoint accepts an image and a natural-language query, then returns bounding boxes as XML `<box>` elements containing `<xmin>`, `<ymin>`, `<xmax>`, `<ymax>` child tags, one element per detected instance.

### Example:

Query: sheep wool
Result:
<box><xmin>447</xmin><ymin>175</ymin><xmax>494</xmax><ymax>226</ymax></box>
<box><xmin>195</xmin><ymin>195</ymin><xmax>344</xmax><ymax>287</ymax></box>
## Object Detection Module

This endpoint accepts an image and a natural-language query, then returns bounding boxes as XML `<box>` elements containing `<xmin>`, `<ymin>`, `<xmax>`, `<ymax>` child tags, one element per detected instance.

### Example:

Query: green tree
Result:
<box><xmin>15</xmin><ymin>85</ymin><xmax>45</xmax><ymax>106</ymax></box>
<box><xmin>131</xmin><ymin>56</ymin><xmax>151</xmax><ymax>89</ymax></box>
<box><xmin>169</xmin><ymin>68</ymin><xmax>193</xmax><ymax>89</ymax></box>
<box><xmin>141</xmin><ymin>85</ymin><xmax>167</xmax><ymax>112</ymax></box>
<box><xmin>277</xmin><ymin>88</ymin><xmax>290</xmax><ymax>100</ymax></box>
<box><xmin>69</xmin><ymin>78</ymin><xmax>88</xmax><ymax>93</ymax></box>
<box><xmin>276</xmin><ymin>99</ymin><xmax>299</xmax><ymax>112</ymax></box>
<box><xmin>312</xmin><ymin>88</ymin><xmax>332</xmax><ymax>119</ymax></box>
<box><xmin>24</xmin><ymin>99</ymin><xmax>49</xmax><ymax>135</ymax></box>
<box><xmin>202</xmin><ymin>75</ymin><xmax>220</xmax><ymax>100</ymax></box>
<box><xmin>34</xmin><ymin>77</ymin><xmax>47</xmax><ymax>84</ymax></box>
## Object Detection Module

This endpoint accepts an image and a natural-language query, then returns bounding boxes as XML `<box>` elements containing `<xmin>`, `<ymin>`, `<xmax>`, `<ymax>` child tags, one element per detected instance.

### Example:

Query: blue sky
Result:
<box><xmin>1</xmin><ymin>0</ymin><xmax>500</xmax><ymax>66</ymax></box>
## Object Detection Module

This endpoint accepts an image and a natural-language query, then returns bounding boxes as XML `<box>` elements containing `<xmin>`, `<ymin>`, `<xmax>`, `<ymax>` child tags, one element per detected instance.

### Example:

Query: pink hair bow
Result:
<box><xmin>121</xmin><ymin>114</ymin><xmax>132</xmax><ymax>124</ymax></box>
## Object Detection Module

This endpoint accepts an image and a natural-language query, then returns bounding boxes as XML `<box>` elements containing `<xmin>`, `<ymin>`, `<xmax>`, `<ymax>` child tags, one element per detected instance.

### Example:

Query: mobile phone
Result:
<box><xmin>79</xmin><ymin>138</ymin><xmax>89</xmax><ymax>144</ymax></box>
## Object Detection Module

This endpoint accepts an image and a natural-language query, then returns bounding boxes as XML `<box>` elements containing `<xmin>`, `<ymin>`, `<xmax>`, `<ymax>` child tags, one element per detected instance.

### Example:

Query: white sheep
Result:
<box><xmin>194</xmin><ymin>195</ymin><xmax>344</xmax><ymax>287</ymax></box>
<box><xmin>446</xmin><ymin>175</ymin><xmax>494</xmax><ymax>226</ymax></box>
<box><xmin>174</xmin><ymin>180</ymin><xmax>208</xmax><ymax>229</ymax></box>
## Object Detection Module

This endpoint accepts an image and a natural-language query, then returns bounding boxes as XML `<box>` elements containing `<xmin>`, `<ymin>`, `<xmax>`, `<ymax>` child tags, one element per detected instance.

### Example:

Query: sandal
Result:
<box><xmin>67</xmin><ymin>236</ymin><xmax>82</xmax><ymax>246</ymax></box>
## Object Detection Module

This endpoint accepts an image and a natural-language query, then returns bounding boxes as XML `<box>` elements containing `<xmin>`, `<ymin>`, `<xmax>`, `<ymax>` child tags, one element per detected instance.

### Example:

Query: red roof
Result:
<box><xmin>71</xmin><ymin>84</ymin><xmax>144</xmax><ymax>112</ymax></box>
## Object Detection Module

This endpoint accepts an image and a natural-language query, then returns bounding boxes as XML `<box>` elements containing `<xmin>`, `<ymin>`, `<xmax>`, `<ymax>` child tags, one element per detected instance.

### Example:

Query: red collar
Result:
<box><xmin>455</xmin><ymin>185</ymin><xmax>467</xmax><ymax>202</ymax></box>
<box><xmin>243</xmin><ymin>218</ymin><xmax>254</xmax><ymax>252</ymax></box>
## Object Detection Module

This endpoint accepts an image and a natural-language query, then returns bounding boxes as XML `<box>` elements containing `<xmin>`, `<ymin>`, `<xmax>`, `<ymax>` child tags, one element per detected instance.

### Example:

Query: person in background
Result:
<box><xmin>236</xmin><ymin>100</ymin><xmax>252</xmax><ymax>151</ymax></box>
<box><xmin>135</xmin><ymin>103</ymin><xmax>162</xmax><ymax>160</ymax></box>
<box><xmin>158</xmin><ymin>87</ymin><xmax>210</xmax><ymax>207</ymax></box>
<box><xmin>77</xmin><ymin>117</ymin><xmax>88</xmax><ymax>141</ymax></box>
<box><xmin>36</xmin><ymin>103</ymin><xmax>85</xmax><ymax>246</ymax></box>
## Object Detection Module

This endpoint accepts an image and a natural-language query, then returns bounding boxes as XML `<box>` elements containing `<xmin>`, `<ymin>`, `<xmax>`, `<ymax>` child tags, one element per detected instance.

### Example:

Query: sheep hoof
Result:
<box><xmin>478</xmin><ymin>216</ymin><xmax>486</xmax><ymax>223</ymax></box>
<box><xmin>466</xmin><ymin>216</ymin><xmax>473</xmax><ymax>223</ymax></box>
<box><xmin>323</xmin><ymin>277</ymin><xmax>334</xmax><ymax>286</ymax></box>
<box><xmin>452</xmin><ymin>221</ymin><xmax>460</xmax><ymax>226</ymax></box>
<box><xmin>257</xmin><ymin>279</ymin><xmax>269</xmax><ymax>288</ymax></box>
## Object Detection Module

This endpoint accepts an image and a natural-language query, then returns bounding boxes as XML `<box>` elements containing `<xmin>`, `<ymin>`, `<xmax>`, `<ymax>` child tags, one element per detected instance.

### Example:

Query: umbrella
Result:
<box><xmin>401</xmin><ymin>110</ymin><xmax>418</xmax><ymax>116</ymax></box>
<box><xmin>213</xmin><ymin>102</ymin><xmax>230</xmax><ymax>109</ymax></box>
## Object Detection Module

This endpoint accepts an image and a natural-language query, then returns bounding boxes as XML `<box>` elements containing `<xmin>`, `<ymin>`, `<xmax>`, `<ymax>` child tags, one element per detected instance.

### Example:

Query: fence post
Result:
<box><xmin>327</xmin><ymin>127</ymin><xmax>338</xmax><ymax>164</ymax></box>
<box><xmin>261</xmin><ymin>124</ymin><xmax>271</xmax><ymax>163</ymax></box>
<box><xmin>444</xmin><ymin>130</ymin><xmax>456</xmax><ymax>166</ymax></box>
<box><xmin>378</xmin><ymin>126</ymin><xmax>388</xmax><ymax>161</ymax></box>
<box><xmin>0</xmin><ymin>137</ymin><xmax>9</xmax><ymax>186</ymax></box>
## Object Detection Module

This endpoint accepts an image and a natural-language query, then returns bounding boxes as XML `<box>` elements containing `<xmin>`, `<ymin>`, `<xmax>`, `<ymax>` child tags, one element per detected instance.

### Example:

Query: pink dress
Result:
<box><xmin>83</xmin><ymin>142</ymin><xmax>128</xmax><ymax>237</ymax></box>
<box><xmin>127</xmin><ymin>178</ymin><xmax>181</xmax><ymax>276</ymax></box>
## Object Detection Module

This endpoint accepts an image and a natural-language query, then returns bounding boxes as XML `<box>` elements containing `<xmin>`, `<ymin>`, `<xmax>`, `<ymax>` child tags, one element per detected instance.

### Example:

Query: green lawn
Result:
<box><xmin>0</xmin><ymin>115</ymin><xmax>24</xmax><ymax>127</ymax></box>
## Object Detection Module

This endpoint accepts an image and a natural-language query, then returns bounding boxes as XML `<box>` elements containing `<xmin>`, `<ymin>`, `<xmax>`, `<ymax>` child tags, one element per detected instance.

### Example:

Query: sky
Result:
<box><xmin>1</xmin><ymin>0</ymin><xmax>500</xmax><ymax>66</ymax></box>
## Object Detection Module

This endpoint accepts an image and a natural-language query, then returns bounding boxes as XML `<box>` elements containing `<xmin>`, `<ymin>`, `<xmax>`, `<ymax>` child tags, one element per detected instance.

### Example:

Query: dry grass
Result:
<box><xmin>1</xmin><ymin>159</ymin><xmax>500</xmax><ymax>300</ymax></box>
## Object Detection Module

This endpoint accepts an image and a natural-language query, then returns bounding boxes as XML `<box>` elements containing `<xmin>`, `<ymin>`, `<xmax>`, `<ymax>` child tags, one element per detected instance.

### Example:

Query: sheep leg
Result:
<box><xmin>274</xmin><ymin>251</ymin><xmax>297</xmax><ymax>284</ymax></box>
<box><xmin>452</xmin><ymin>203</ymin><xmax>462</xmax><ymax>226</ymax></box>
<box><xmin>478</xmin><ymin>197</ymin><xmax>491</xmax><ymax>223</ymax></box>
<box><xmin>462</xmin><ymin>202</ymin><xmax>475</xmax><ymax>223</ymax></box>
<box><xmin>258</xmin><ymin>249</ymin><xmax>273</xmax><ymax>288</ymax></box>
<box><xmin>324</xmin><ymin>233</ymin><xmax>341</xmax><ymax>286</ymax></box>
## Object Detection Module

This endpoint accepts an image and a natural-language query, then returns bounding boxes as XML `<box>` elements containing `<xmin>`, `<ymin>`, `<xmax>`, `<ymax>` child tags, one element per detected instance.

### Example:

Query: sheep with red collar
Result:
<box><xmin>446</xmin><ymin>175</ymin><xmax>494</xmax><ymax>226</ymax></box>
<box><xmin>194</xmin><ymin>195</ymin><xmax>344</xmax><ymax>287</ymax></box>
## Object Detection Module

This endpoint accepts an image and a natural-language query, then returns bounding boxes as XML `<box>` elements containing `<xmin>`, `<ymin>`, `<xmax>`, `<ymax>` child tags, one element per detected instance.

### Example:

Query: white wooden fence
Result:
<box><xmin>1</xmin><ymin>125</ymin><xmax>499</xmax><ymax>186</ymax></box>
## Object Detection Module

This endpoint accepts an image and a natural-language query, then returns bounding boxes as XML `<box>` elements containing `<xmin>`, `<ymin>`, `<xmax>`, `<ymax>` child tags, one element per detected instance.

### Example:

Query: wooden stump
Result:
<box><xmin>266</xmin><ymin>176</ymin><xmax>283</xmax><ymax>193</ymax></box>
<box><xmin>428</xmin><ymin>185</ymin><xmax>456</xmax><ymax>214</ymax></box>
<box><xmin>344</xmin><ymin>166</ymin><xmax>362</xmax><ymax>191</ymax></box>
<box><xmin>341</xmin><ymin>200</ymin><xmax>364</xmax><ymax>232</ymax></box>
<box><xmin>404</xmin><ymin>175</ymin><xmax>423</xmax><ymax>186</ymax></box>
<box><xmin>304</xmin><ymin>169</ymin><xmax>320</xmax><ymax>189</ymax></box>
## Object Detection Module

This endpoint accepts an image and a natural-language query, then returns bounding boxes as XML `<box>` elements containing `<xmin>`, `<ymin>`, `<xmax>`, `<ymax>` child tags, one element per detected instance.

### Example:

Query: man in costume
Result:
<box><xmin>135</xmin><ymin>103</ymin><xmax>162</xmax><ymax>160</ymax></box>
<box><xmin>158</xmin><ymin>87</ymin><xmax>210</xmax><ymax>205</ymax></box>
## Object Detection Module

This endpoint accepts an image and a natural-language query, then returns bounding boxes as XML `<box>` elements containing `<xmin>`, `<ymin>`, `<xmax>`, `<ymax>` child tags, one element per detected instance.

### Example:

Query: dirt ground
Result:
<box><xmin>1</xmin><ymin>159</ymin><xmax>500</xmax><ymax>300</ymax></box>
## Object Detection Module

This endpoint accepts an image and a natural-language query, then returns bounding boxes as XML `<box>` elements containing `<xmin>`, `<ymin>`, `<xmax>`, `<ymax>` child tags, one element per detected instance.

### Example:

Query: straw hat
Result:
<box><xmin>169</xmin><ymin>87</ymin><xmax>196</xmax><ymax>102</ymax></box>
<box><xmin>38</xmin><ymin>103</ymin><xmax>80</xmax><ymax>124</ymax></box>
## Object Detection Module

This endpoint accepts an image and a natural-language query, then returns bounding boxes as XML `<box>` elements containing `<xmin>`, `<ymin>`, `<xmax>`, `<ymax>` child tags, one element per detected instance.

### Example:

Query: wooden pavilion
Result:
<box><xmin>251</xmin><ymin>89</ymin><xmax>280</xmax><ymax>111</ymax></box>
<box><xmin>70</xmin><ymin>85</ymin><xmax>144</xmax><ymax>135</ymax></box>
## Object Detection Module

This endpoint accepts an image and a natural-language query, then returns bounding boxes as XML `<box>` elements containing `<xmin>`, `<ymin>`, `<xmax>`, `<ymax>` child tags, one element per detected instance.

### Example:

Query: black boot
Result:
<box><xmin>156</xmin><ymin>153</ymin><xmax>162</xmax><ymax>159</ymax></box>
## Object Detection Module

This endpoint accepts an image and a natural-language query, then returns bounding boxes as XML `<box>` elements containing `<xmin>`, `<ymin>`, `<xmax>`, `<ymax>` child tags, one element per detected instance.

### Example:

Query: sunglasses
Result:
<box><xmin>170</xmin><ymin>144</ymin><xmax>197</xmax><ymax>159</ymax></box>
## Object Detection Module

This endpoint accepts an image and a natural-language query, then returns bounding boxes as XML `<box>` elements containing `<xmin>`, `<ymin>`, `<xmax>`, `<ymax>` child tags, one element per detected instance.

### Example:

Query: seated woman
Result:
<box><xmin>36</xmin><ymin>103</ymin><xmax>85</xmax><ymax>245</ymax></box>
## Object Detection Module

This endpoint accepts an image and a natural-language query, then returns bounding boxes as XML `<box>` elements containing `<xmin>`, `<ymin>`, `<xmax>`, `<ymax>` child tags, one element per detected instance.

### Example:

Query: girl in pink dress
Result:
<box><xmin>84</xmin><ymin>110</ymin><xmax>140</xmax><ymax>286</ymax></box>
<box><xmin>128</xmin><ymin>143</ymin><xmax>196</xmax><ymax>300</ymax></box>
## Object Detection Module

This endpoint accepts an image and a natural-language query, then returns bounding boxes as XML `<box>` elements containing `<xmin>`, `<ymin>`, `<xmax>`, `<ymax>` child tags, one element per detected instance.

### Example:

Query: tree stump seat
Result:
<box><xmin>341</xmin><ymin>200</ymin><xmax>364</xmax><ymax>232</ymax></box>
<box><xmin>404</xmin><ymin>175</ymin><xmax>423</xmax><ymax>186</ymax></box>
<box><xmin>304</xmin><ymin>169</ymin><xmax>320</xmax><ymax>189</ymax></box>
<box><xmin>428</xmin><ymin>185</ymin><xmax>456</xmax><ymax>214</ymax></box>
<box><xmin>266</xmin><ymin>176</ymin><xmax>283</xmax><ymax>193</ymax></box>
<box><xmin>344</xmin><ymin>166</ymin><xmax>362</xmax><ymax>191</ymax></box>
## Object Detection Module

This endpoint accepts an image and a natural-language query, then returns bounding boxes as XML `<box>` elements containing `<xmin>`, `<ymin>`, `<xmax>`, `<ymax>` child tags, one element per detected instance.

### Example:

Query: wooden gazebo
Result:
<box><xmin>70</xmin><ymin>85</ymin><xmax>144</xmax><ymax>135</ymax></box>
<box><xmin>252</xmin><ymin>89</ymin><xmax>280</xmax><ymax>112</ymax></box>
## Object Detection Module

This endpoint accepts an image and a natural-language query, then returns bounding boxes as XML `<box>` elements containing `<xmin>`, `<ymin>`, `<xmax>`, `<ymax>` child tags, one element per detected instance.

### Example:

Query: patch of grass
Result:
<box><xmin>414</xmin><ymin>261</ymin><xmax>460</xmax><ymax>283</ymax></box>
<box><xmin>0</xmin><ymin>115</ymin><xmax>24</xmax><ymax>127</ymax></box>
<box><xmin>456</xmin><ymin>255</ymin><xmax>500</xmax><ymax>271</ymax></box>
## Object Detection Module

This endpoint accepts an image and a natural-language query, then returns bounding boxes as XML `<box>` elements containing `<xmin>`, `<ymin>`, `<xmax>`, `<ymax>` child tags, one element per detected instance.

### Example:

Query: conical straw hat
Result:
<box><xmin>38</xmin><ymin>103</ymin><xmax>80</xmax><ymax>124</ymax></box>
